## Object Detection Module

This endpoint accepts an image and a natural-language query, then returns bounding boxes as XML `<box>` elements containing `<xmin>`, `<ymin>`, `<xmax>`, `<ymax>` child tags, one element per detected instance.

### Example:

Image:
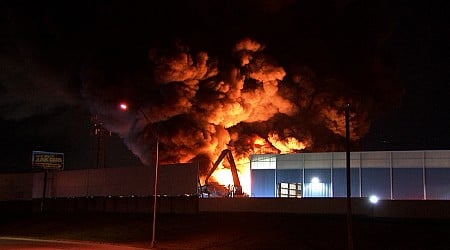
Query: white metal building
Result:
<box><xmin>250</xmin><ymin>150</ymin><xmax>450</xmax><ymax>200</ymax></box>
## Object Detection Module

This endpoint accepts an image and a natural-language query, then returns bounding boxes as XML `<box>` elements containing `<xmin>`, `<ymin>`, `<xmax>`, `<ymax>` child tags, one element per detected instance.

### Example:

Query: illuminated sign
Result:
<box><xmin>31</xmin><ymin>151</ymin><xmax>64</xmax><ymax>170</ymax></box>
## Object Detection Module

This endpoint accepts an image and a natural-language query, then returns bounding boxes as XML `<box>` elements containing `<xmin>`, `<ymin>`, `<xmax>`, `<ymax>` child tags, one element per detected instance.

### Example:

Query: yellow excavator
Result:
<box><xmin>200</xmin><ymin>149</ymin><xmax>245</xmax><ymax>197</ymax></box>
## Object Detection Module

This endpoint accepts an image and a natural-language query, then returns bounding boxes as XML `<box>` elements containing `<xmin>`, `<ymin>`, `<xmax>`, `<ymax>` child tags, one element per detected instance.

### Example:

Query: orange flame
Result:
<box><xmin>208</xmin><ymin>136</ymin><xmax>272</xmax><ymax>195</ymax></box>
<box><xmin>254</xmin><ymin>137</ymin><xmax>266</xmax><ymax>146</ymax></box>
<box><xmin>268</xmin><ymin>132</ymin><xmax>307</xmax><ymax>153</ymax></box>
<box><xmin>205</xmin><ymin>132</ymin><xmax>310</xmax><ymax>195</ymax></box>
<box><xmin>235</xmin><ymin>156</ymin><xmax>251</xmax><ymax>194</ymax></box>
<box><xmin>211</xmin><ymin>167</ymin><xmax>234</xmax><ymax>187</ymax></box>
<box><xmin>209</xmin><ymin>156</ymin><xmax>251</xmax><ymax>195</ymax></box>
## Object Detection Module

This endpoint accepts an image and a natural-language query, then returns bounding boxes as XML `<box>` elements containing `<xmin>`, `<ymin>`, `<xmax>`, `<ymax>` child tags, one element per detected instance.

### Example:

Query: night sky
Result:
<box><xmin>1</xmin><ymin>0</ymin><xmax>449</xmax><ymax>172</ymax></box>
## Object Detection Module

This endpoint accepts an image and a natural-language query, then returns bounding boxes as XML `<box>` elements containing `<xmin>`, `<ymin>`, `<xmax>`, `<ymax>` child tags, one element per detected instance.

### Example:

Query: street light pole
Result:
<box><xmin>137</xmin><ymin>109</ymin><xmax>159</xmax><ymax>249</ymax></box>
<box><xmin>118</xmin><ymin>102</ymin><xmax>159</xmax><ymax>248</ymax></box>
<box><xmin>150</xmin><ymin>137</ymin><xmax>159</xmax><ymax>249</ymax></box>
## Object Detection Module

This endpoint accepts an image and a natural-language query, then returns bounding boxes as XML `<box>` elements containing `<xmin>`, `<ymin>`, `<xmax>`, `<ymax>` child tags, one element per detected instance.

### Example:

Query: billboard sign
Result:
<box><xmin>32</xmin><ymin>151</ymin><xmax>64</xmax><ymax>170</ymax></box>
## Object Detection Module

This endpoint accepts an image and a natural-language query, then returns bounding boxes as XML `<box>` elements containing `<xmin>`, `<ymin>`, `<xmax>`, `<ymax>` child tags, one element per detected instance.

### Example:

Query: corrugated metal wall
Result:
<box><xmin>0</xmin><ymin>173</ymin><xmax>33</xmax><ymax>200</ymax></box>
<box><xmin>0</xmin><ymin>163</ymin><xmax>199</xmax><ymax>201</ymax></box>
<box><xmin>250</xmin><ymin>150</ymin><xmax>450</xmax><ymax>200</ymax></box>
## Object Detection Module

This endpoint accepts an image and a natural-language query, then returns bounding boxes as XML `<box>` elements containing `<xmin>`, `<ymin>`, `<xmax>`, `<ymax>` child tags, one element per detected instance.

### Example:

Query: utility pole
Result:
<box><xmin>345</xmin><ymin>104</ymin><xmax>354</xmax><ymax>250</ymax></box>
<box><xmin>91</xmin><ymin>115</ymin><xmax>111</xmax><ymax>168</ymax></box>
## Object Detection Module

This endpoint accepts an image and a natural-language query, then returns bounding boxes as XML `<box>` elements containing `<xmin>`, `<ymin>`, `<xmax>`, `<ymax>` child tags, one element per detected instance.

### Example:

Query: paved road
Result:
<box><xmin>0</xmin><ymin>237</ymin><xmax>149</xmax><ymax>250</ymax></box>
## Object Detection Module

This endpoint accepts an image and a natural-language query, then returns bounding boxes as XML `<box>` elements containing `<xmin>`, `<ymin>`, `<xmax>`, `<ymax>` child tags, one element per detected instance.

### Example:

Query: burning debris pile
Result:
<box><xmin>81</xmin><ymin>38</ymin><xmax>396</xmax><ymax>192</ymax></box>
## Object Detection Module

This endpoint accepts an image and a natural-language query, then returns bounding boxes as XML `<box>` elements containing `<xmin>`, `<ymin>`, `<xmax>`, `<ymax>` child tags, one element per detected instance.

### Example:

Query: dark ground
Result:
<box><xmin>0</xmin><ymin>212</ymin><xmax>449</xmax><ymax>250</ymax></box>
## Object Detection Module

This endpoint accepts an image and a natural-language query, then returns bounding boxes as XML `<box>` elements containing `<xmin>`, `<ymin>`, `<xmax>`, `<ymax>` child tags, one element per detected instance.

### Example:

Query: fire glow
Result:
<box><xmin>209</xmin><ymin>155</ymin><xmax>251</xmax><ymax>195</ymax></box>
<box><xmin>82</xmin><ymin>38</ymin><xmax>375</xmax><ymax>195</ymax></box>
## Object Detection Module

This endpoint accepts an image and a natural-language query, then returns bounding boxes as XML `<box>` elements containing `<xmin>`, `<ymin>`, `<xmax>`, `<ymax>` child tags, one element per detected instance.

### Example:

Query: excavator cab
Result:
<box><xmin>200</xmin><ymin>149</ymin><xmax>246</xmax><ymax>197</ymax></box>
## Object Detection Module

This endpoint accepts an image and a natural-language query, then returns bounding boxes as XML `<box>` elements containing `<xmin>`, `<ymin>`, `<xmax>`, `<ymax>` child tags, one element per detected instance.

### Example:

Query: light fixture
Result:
<box><xmin>369</xmin><ymin>195</ymin><xmax>379</xmax><ymax>204</ymax></box>
<box><xmin>119</xmin><ymin>102</ymin><xmax>128</xmax><ymax>110</ymax></box>
<box><xmin>311</xmin><ymin>177</ymin><xmax>320</xmax><ymax>183</ymax></box>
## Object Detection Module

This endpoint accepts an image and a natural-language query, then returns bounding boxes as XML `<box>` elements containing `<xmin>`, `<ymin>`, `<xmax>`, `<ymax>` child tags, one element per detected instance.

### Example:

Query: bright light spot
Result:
<box><xmin>209</xmin><ymin>160</ymin><xmax>250</xmax><ymax>195</ymax></box>
<box><xmin>119</xmin><ymin>103</ymin><xmax>128</xmax><ymax>110</ymax></box>
<box><xmin>369</xmin><ymin>195</ymin><xmax>379</xmax><ymax>204</ymax></box>
<box><xmin>211</xmin><ymin>167</ymin><xmax>233</xmax><ymax>187</ymax></box>
<box><xmin>235</xmin><ymin>156</ymin><xmax>251</xmax><ymax>194</ymax></box>
<box><xmin>310</xmin><ymin>177</ymin><xmax>322</xmax><ymax>193</ymax></box>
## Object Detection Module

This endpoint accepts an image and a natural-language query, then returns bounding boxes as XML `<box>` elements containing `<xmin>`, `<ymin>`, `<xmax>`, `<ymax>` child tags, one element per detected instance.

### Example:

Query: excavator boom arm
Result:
<box><xmin>226</xmin><ymin>152</ymin><xmax>241</xmax><ymax>187</ymax></box>
<box><xmin>203</xmin><ymin>149</ymin><xmax>243</xmax><ymax>195</ymax></box>
<box><xmin>204</xmin><ymin>149</ymin><xmax>230</xmax><ymax>185</ymax></box>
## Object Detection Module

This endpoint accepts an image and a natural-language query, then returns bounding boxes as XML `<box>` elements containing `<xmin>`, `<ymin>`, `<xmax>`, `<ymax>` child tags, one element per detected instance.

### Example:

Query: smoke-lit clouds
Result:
<box><xmin>0</xmin><ymin>52</ymin><xmax>81</xmax><ymax>120</ymax></box>
<box><xmin>82</xmin><ymin>38</ymin><xmax>297</xmax><ymax>164</ymax></box>
<box><xmin>5</xmin><ymin>0</ymin><xmax>432</xmax><ymax>171</ymax></box>
<box><xmin>81</xmin><ymin>36</ymin><xmax>389</xmax><ymax>170</ymax></box>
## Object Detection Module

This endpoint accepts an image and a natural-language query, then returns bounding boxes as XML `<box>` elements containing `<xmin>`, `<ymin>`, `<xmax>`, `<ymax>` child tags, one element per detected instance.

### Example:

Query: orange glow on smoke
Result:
<box><xmin>251</xmin><ymin>135</ymin><xmax>276</xmax><ymax>154</ymax></box>
<box><xmin>254</xmin><ymin>137</ymin><xmax>266</xmax><ymax>146</ymax></box>
<box><xmin>83</xmin><ymin>38</ymin><xmax>374</xmax><ymax>198</ymax></box>
<box><xmin>268</xmin><ymin>132</ymin><xmax>307</xmax><ymax>153</ymax></box>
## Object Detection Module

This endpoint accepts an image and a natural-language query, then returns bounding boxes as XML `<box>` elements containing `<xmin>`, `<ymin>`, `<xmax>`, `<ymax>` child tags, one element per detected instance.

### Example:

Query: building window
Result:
<box><xmin>278</xmin><ymin>182</ymin><xmax>302</xmax><ymax>198</ymax></box>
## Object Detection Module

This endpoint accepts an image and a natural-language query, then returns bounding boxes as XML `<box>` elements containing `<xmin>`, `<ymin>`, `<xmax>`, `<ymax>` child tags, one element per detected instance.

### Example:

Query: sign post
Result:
<box><xmin>31</xmin><ymin>151</ymin><xmax>64</xmax><ymax>212</ymax></box>
<box><xmin>41</xmin><ymin>170</ymin><xmax>48</xmax><ymax>213</ymax></box>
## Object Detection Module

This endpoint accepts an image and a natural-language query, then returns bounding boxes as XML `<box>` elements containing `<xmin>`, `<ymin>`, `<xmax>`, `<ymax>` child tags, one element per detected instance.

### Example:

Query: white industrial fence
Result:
<box><xmin>0</xmin><ymin>163</ymin><xmax>199</xmax><ymax>201</ymax></box>
<box><xmin>0</xmin><ymin>196</ymin><xmax>199</xmax><ymax>214</ymax></box>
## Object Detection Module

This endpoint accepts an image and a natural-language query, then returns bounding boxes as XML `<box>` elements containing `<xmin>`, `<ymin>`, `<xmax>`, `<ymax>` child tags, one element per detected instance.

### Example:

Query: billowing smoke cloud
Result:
<box><xmin>81</xmin><ymin>37</ymin><xmax>394</xmax><ymax>173</ymax></box>
<box><xmin>0</xmin><ymin>53</ymin><xmax>81</xmax><ymax>120</ymax></box>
